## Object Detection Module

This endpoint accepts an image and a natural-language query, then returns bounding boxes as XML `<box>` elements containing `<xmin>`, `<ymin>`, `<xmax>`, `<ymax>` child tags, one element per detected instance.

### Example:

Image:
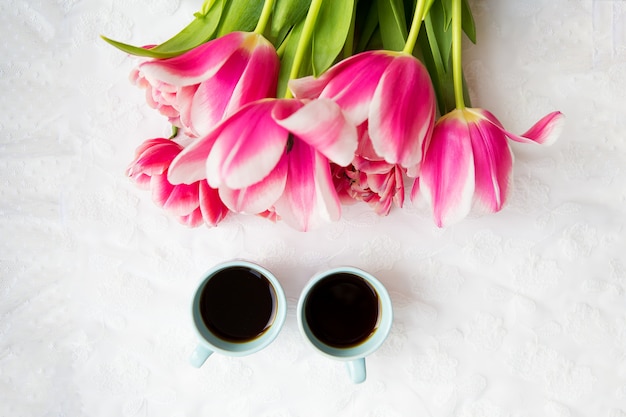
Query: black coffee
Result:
<box><xmin>305</xmin><ymin>273</ymin><xmax>379</xmax><ymax>348</ymax></box>
<box><xmin>199</xmin><ymin>266</ymin><xmax>277</xmax><ymax>343</ymax></box>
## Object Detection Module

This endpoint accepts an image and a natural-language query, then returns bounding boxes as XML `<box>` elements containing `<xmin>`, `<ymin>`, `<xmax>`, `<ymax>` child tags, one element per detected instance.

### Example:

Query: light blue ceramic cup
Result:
<box><xmin>190</xmin><ymin>260</ymin><xmax>287</xmax><ymax>368</ymax></box>
<box><xmin>297</xmin><ymin>266</ymin><xmax>393</xmax><ymax>384</ymax></box>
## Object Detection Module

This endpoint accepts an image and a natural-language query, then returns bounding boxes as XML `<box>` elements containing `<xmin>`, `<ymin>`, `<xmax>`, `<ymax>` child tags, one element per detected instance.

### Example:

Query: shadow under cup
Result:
<box><xmin>190</xmin><ymin>261</ymin><xmax>286</xmax><ymax>367</ymax></box>
<box><xmin>297</xmin><ymin>267</ymin><xmax>393</xmax><ymax>383</ymax></box>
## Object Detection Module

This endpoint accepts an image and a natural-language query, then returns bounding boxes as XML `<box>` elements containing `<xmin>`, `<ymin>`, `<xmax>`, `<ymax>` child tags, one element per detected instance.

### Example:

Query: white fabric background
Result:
<box><xmin>1</xmin><ymin>1</ymin><xmax>625</xmax><ymax>416</ymax></box>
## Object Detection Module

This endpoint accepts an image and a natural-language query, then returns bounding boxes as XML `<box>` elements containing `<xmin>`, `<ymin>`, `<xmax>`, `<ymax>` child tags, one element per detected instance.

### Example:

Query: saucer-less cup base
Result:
<box><xmin>190</xmin><ymin>261</ymin><xmax>287</xmax><ymax>367</ymax></box>
<box><xmin>297</xmin><ymin>266</ymin><xmax>393</xmax><ymax>383</ymax></box>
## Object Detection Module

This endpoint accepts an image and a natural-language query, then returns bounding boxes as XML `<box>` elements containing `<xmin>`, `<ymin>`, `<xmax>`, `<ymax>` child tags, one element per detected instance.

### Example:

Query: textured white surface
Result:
<box><xmin>1</xmin><ymin>1</ymin><xmax>626</xmax><ymax>416</ymax></box>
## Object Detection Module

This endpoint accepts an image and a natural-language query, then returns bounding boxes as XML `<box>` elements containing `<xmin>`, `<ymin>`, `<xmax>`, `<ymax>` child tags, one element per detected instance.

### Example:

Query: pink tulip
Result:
<box><xmin>290</xmin><ymin>50</ymin><xmax>435</xmax><ymax>174</ymax></box>
<box><xmin>167</xmin><ymin>98</ymin><xmax>358</xmax><ymax>231</ymax></box>
<box><xmin>127</xmin><ymin>138</ymin><xmax>229</xmax><ymax>227</ymax></box>
<box><xmin>413</xmin><ymin>108</ymin><xmax>564</xmax><ymax>227</ymax></box>
<box><xmin>131</xmin><ymin>31</ymin><xmax>280</xmax><ymax>137</ymax></box>
<box><xmin>332</xmin><ymin>124</ymin><xmax>405</xmax><ymax>215</ymax></box>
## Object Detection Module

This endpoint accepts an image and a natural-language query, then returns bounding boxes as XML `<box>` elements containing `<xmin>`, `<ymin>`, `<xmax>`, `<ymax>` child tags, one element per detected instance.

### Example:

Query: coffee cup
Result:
<box><xmin>190</xmin><ymin>260</ymin><xmax>287</xmax><ymax>367</ymax></box>
<box><xmin>297</xmin><ymin>266</ymin><xmax>393</xmax><ymax>383</ymax></box>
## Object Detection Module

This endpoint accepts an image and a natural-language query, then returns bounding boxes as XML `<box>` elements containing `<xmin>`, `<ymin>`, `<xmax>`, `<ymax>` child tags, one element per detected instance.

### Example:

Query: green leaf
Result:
<box><xmin>311</xmin><ymin>0</ymin><xmax>354</xmax><ymax>76</ymax></box>
<box><xmin>426</xmin><ymin>0</ymin><xmax>452</xmax><ymax>71</ymax></box>
<box><xmin>417</xmin><ymin>23</ymin><xmax>471</xmax><ymax>115</ymax></box>
<box><xmin>151</xmin><ymin>0</ymin><xmax>224</xmax><ymax>54</ymax></box>
<box><xmin>423</xmin><ymin>0</ymin><xmax>436</xmax><ymax>16</ymax></box>
<box><xmin>376</xmin><ymin>0</ymin><xmax>407</xmax><ymax>52</ymax></box>
<box><xmin>101</xmin><ymin>0</ymin><xmax>224</xmax><ymax>58</ymax></box>
<box><xmin>461</xmin><ymin>0</ymin><xmax>476</xmax><ymax>43</ymax></box>
<box><xmin>438</xmin><ymin>0</ymin><xmax>475</xmax><ymax>42</ymax></box>
<box><xmin>100</xmin><ymin>36</ymin><xmax>170</xmax><ymax>58</ymax></box>
<box><xmin>271</xmin><ymin>0</ymin><xmax>311</xmax><ymax>38</ymax></box>
<box><xmin>365</xmin><ymin>26</ymin><xmax>384</xmax><ymax>51</ymax></box>
<box><xmin>440</xmin><ymin>0</ymin><xmax>453</xmax><ymax>30</ymax></box>
<box><xmin>354</xmin><ymin>0</ymin><xmax>379</xmax><ymax>53</ymax></box>
<box><xmin>419</xmin><ymin>18</ymin><xmax>453</xmax><ymax>114</ymax></box>
<box><xmin>217</xmin><ymin>0</ymin><xmax>265</xmax><ymax>35</ymax></box>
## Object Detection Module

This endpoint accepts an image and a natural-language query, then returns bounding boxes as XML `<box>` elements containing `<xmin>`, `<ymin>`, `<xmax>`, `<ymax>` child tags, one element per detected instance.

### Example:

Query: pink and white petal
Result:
<box><xmin>516</xmin><ymin>111</ymin><xmax>564</xmax><ymax>145</ymax></box>
<box><xmin>405</xmin><ymin>161</ymin><xmax>421</xmax><ymax>178</ymax></box>
<box><xmin>368</xmin><ymin>56</ymin><xmax>435</xmax><ymax>168</ymax></box>
<box><xmin>393</xmin><ymin>167</ymin><xmax>405</xmax><ymax>208</ymax></box>
<box><xmin>273</xmin><ymin>141</ymin><xmax>341</xmax><ymax>231</ymax></box>
<box><xmin>226</xmin><ymin>44</ymin><xmax>280</xmax><ymax>116</ymax></box>
<box><xmin>274</xmin><ymin>98</ymin><xmax>357</xmax><ymax>166</ymax></box>
<box><xmin>132</xmin><ymin>138</ymin><xmax>179</xmax><ymax>161</ymax></box>
<box><xmin>218</xmin><ymin>156</ymin><xmax>288</xmax><ymax>214</ymax></box>
<box><xmin>353</xmin><ymin>157</ymin><xmax>394</xmax><ymax>175</ymax></box>
<box><xmin>469</xmin><ymin>120</ymin><xmax>513</xmax><ymax>213</ymax></box>
<box><xmin>189</xmin><ymin>53</ymin><xmax>250</xmax><ymax>137</ymax></box>
<box><xmin>257</xmin><ymin>209</ymin><xmax>279</xmax><ymax>222</ymax></box>
<box><xmin>410</xmin><ymin>177</ymin><xmax>421</xmax><ymax>203</ymax></box>
<box><xmin>139</xmin><ymin>32</ymin><xmax>247</xmax><ymax>86</ymax></box>
<box><xmin>207</xmin><ymin>100</ymin><xmax>290</xmax><ymax>189</ymax></box>
<box><xmin>198</xmin><ymin>180</ymin><xmax>229</xmax><ymax>226</ymax></box>
<box><xmin>127</xmin><ymin>139</ymin><xmax>181</xmax><ymax>177</ymax></box>
<box><xmin>472</xmin><ymin>108</ymin><xmax>564</xmax><ymax>145</ymax></box>
<box><xmin>290</xmin><ymin>52</ymin><xmax>393</xmax><ymax>124</ymax></box>
<box><xmin>354</xmin><ymin>123</ymin><xmax>382</xmax><ymax>161</ymax></box>
<box><xmin>129</xmin><ymin>172</ymin><xmax>152</xmax><ymax>188</ymax></box>
<box><xmin>418</xmin><ymin>115</ymin><xmax>475</xmax><ymax>227</ymax></box>
<box><xmin>288</xmin><ymin>75</ymin><xmax>329</xmax><ymax>99</ymax></box>
<box><xmin>167</xmin><ymin>127</ymin><xmax>224</xmax><ymax>184</ymax></box>
<box><xmin>322</xmin><ymin>52</ymin><xmax>394</xmax><ymax>126</ymax></box>
<box><xmin>150</xmin><ymin>174</ymin><xmax>200</xmax><ymax>216</ymax></box>
<box><xmin>176</xmin><ymin>85</ymin><xmax>199</xmax><ymax>135</ymax></box>
<box><xmin>178</xmin><ymin>207</ymin><xmax>205</xmax><ymax>228</ymax></box>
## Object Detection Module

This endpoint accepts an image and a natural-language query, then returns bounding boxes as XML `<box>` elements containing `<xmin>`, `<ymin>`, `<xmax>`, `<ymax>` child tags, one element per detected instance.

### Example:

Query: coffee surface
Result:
<box><xmin>200</xmin><ymin>267</ymin><xmax>276</xmax><ymax>342</ymax></box>
<box><xmin>305</xmin><ymin>273</ymin><xmax>379</xmax><ymax>348</ymax></box>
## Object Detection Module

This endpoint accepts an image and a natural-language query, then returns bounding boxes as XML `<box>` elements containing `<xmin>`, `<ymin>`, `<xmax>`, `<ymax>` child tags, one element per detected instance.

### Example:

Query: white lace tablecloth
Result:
<box><xmin>2</xmin><ymin>1</ymin><xmax>625</xmax><ymax>416</ymax></box>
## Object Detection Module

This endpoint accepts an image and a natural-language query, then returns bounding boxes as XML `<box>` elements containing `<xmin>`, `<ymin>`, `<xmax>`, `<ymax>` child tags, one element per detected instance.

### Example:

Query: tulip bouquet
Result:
<box><xmin>104</xmin><ymin>0</ymin><xmax>563</xmax><ymax>231</ymax></box>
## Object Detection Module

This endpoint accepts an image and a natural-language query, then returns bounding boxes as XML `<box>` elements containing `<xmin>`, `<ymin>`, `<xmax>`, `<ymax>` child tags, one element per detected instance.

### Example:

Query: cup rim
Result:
<box><xmin>296</xmin><ymin>266</ymin><xmax>393</xmax><ymax>361</ymax></box>
<box><xmin>192</xmin><ymin>260</ymin><xmax>287</xmax><ymax>357</ymax></box>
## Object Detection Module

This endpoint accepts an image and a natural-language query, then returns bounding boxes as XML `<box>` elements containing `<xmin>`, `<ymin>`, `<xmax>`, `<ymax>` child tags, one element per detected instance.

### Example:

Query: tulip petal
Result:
<box><xmin>139</xmin><ymin>32</ymin><xmax>247</xmax><ymax>86</ymax></box>
<box><xmin>167</xmin><ymin>127</ymin><xmax>224</xmax><ymax>185</ymax></box>
<box><xmin>150</xmin><ymin>174</ymin><xmax>200</xmax><ymax>216</ymax></box>
<box><xmin>288</xmin><ymin>75</ymin><xmax>327</xmax><ymax>99</ymax></box>
<box><xmin>274</xmin><ymin>99</ymin><xmax>357</xmax><ymax>166</ymax></box>
<box><xmin>189</xmin><ymin>51</ymin><xmax>250</xmax><ymax>137</ymax></box>
<box><xmin>273</xmin><ymin>140</ymin><xmax>341</xmax><ymax>231</ymax></box>
<box><xmin>127</xmin><ymin>139</ymin><xmax>181</xmax><ymax>177</ymax></box>
<box><xmin>188</xmin><ymin>43</ymin><xmax>279</xmax><ymax>137</ymax></box>
<box><xmin>291</xmin><ymin>51</ymin><xmax>392</xmax><ymax>125</ymax></box>
<box><xmin>473</xmin><ymin>109</ymin><xmax>564</xmax><ymax>145</ymax></box>
<box><xmin>393</xmin><ymin>166</ymin><xmax>405</xmax><ymax>208</ymax></box>
<box><xmin>218</xmin><ymin>156</ymin><xmax>288</xmax><ymax>214</ymax></box>
<box><xmin>207</xmin><ymin>100</ymin><xmax>292</xmax><ymax>189</ymax></box>
<box><xmin>469</xmin><ymin>120</ymin><xmax>513</xmax><ymax>213</ymax></box>
<box><xmin>369</xmin><ymin>55</ymin><xmax>435</xmax><ymax>168</ymax></box>
<box><xmin>177</xmin><ymin>85</ymin><xmax>199</xmax><ymax>134</ymax></box>
<box><xmin>228</xmin><ymin>43</ymin><xmax>280</xmax><ymax>114</ymax></box>
<box><xmin>418</xmin><ymin>114</ymin><xmax>475</xmax><ymax>227</ymax></box>
<box><xmin>199</xmin><ymin>180</ymin><xmax>229</xmax><ymax>226</ymax></box>
<box><xmin>178</xmin><ymin>208</ymin><xmax>205</xmax><ymax>228</ymax></box>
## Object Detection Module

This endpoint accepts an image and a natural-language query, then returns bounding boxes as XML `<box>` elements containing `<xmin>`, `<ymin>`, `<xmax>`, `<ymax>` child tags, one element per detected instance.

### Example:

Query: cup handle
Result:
<box><xmin>346</xmin><ymin>357</ymin><xmax>366</xmax><ymax>384</ymax></box>
<box><xmin>190</xmin><ymin>344</ymin><xmax>213</xmax><ymax>368</ymax></box>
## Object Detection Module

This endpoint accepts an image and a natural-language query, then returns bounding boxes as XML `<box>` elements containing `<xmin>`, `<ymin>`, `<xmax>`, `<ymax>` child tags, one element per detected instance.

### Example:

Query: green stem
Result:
<box><xmin>403</xmin><ymin>0</ymin><xmax>427</xmax><ymax>54</ymax></box>
<box><xmin>254</xmin><ymin>0</ymin><xmax>275</xmax><ymax>34</ymax></box>
<box><xmin>284</xmin><ymin>0</ymin><xmax>324</xmax><ymax>98</ymax></box>
<box><xmin>452</xmin><ymin>0</ymin><xmax>465</xmax><ymax>109</ymax></box>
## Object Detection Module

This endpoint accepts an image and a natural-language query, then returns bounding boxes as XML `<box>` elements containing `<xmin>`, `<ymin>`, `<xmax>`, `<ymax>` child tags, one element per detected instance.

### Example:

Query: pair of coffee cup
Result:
<box><xmin>190</xmin><ymin>260</ymin><xmax>393</xmax><ymax>384</ymax></box>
